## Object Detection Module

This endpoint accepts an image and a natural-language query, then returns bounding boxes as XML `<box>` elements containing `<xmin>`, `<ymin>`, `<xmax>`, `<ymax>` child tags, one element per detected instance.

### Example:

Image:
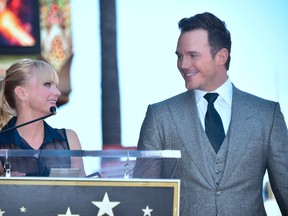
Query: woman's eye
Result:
<box><xmin>44</xmin><ymin>82</ymin><xmax>51</xmax><ymax>87</ymax></box>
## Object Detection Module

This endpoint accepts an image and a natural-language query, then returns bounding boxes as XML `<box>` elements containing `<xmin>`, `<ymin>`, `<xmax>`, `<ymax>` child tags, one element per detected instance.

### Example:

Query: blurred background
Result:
<box><xmin>1</xmin><ymin>0</ymin><xmax>287</xmax><ymax>215</ymax></box>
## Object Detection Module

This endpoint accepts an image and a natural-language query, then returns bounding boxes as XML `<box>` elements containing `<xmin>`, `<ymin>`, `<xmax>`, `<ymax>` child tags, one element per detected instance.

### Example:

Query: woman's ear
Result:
<box><xmin>216</xmin><ymin>48</ymin><xmax>229</xmax><ymax>66</ymax></box>
<box><xmin>14</xmin><ymin>86</ymin><xmax>27</xmax><ymax>101</ymax></box>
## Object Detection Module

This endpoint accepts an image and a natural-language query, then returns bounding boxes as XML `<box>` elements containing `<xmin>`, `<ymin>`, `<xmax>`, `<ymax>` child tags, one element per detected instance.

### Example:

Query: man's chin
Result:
<box><xmin>185</xmin><ymin>83</ymin><xmax>197</xmax><ymax>90</ymax></box>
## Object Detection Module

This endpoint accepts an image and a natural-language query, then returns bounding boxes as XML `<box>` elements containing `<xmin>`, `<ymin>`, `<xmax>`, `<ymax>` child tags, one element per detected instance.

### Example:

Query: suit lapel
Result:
<box><xmin>169</xmin><ymin>91</ymin><xmax>215</xmax><ymax>187</ymax></box>
<box><xmin>220</xmin><ymin>87</ymin><xmax>257</xmax><ymax>185</ymax></box>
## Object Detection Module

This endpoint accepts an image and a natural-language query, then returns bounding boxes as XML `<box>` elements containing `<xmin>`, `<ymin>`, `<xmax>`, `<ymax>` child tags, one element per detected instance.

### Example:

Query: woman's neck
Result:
<box><xmin>16</xmin><ymin>121</ymin><xmax>45</xmax><ymax>150</ymax></box>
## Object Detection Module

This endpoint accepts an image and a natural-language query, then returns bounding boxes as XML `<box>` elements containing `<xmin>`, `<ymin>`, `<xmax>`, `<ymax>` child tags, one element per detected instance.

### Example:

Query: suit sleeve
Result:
<box><xmin>267</xmin><ymin>102</ymin><xmax>288</xmax><ymax>214</ymax></box>
<box><xmin>137</xmin><ymin>105</ymin><xmax>163</xmax><ymax>150</ymax></box>
<box><xmin>133</xmin><ymin>105</ymin><xmax>163</xmax><ymax>178</ymax></box>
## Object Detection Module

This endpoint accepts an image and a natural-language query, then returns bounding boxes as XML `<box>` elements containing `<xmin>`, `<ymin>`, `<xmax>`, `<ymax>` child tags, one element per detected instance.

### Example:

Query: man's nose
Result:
<box><xmin>179</xmin><ymin>57</ymin><xmax>191</xmax><ymax>69</ymax></box>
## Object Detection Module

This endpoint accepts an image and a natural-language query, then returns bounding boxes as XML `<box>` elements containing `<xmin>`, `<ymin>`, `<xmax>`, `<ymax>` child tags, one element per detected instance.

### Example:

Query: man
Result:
<box><xmin>136</xmin><ymin>12</ymin><xmax>288</xmax><ymax>215</ymax></box>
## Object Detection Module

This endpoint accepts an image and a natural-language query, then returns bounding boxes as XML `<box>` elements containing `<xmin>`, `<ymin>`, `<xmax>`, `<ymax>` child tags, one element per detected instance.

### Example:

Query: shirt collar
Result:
<box><xmin>194</xmin><ymin>77</ymin><xmax>233</xmax><ymax>105</ymax></box>
<box><xmin>0</xmin><ymin>116</ymin><xmax>65</xmax><ymax>148</ymax></box>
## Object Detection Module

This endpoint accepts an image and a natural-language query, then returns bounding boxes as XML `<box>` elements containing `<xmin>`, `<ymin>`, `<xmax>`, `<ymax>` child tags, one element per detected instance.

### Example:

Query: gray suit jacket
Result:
<box><xmin>136</xmin><ymin>86</ymin><xmax>288</xmax><ymax>216</ymax></box>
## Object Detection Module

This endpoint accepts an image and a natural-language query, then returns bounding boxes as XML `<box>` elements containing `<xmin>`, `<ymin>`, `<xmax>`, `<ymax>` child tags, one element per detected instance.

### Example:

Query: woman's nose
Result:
<box><xmin>54</xmin><ymin>87</ymin><xmax>62</xmax><ymax>96</ymax></box>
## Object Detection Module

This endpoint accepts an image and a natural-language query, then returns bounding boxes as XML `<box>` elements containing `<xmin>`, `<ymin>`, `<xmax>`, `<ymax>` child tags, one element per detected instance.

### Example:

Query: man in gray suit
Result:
<box><xmin>135</xmin><ymin>12</ymin><xmax>288</xmax><ymax>215</ymax></box>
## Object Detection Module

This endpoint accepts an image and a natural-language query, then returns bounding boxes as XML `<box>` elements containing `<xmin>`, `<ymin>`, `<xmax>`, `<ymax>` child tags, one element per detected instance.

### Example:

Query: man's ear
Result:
<box><xmin>14</xmin><ymin>86</ymin><xmax>27</xmax><ymax>101</ymax></box>
<box><xmin>216</xmin><ymin>48</ymin><xmax>229</xmax><ymax>66</ymax></box>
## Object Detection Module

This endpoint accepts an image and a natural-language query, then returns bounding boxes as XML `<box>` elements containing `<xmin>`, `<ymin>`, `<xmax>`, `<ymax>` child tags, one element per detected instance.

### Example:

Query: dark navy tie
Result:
<box><xmin>204</xmin><ymin>93</ymin><xmax>225</xmax><ymax>153</ymax></box>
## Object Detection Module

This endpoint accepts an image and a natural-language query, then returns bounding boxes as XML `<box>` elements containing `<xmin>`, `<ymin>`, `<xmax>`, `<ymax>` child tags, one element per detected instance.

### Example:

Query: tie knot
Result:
<box><xmin>204</xmin><ymin>93</ymin><xmax>219</xmax><ymax>104</ymax></box>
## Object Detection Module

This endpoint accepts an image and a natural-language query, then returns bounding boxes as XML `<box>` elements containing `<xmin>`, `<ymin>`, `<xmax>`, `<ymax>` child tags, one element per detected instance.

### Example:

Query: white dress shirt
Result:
<box><xmin>194</xmin><ymin>78</ymin><xmax>233</xmax><ymax>134</ymax></box>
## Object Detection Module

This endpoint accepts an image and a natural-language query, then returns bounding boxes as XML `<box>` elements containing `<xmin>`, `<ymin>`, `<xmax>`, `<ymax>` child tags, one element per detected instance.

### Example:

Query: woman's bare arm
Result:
<box><xmin>66</xmin><ymin>129</ymin><xmax>86</xmax><ymax>177</ymax></box>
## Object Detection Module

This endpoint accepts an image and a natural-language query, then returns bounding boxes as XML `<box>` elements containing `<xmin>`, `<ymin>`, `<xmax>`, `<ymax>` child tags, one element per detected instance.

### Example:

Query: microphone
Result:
<box><xmin>49</xmin><ymin>106</ymin><xmax>57</xmax><ymax>115</ymax></box>
<box><xmin>0</xmin><ymin>107</ymin><xmax>57</xmax><ymax>134</ymax></box>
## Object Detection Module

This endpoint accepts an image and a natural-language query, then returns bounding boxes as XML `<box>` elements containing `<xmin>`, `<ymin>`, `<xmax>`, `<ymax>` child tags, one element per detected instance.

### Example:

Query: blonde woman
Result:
<box><xmin>0</xmin><ymin>59</ymin><xmax>85</xmax><ymax>177</ymax></box>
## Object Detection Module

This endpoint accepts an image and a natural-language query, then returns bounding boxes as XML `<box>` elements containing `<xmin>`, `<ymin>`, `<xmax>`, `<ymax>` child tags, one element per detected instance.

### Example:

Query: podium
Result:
<box><xmin>0</xmin><ymin>149</ymin><xmax>181</xmax><ymax>216</ymax></box>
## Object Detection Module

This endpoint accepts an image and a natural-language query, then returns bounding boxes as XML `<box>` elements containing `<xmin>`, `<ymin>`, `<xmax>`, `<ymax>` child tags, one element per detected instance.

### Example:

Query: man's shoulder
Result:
<box><xmin>233</xmin><ymin>86</ymin><xmax>278</xmax><ymax>107</ymax></box>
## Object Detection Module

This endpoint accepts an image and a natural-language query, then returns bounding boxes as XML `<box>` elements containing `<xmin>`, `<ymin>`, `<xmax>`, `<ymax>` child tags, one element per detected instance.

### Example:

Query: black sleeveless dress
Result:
<box><xmin>0</xmin><ymin>117</ymin><xmax>71</xmax><ymax>176</ymax></box>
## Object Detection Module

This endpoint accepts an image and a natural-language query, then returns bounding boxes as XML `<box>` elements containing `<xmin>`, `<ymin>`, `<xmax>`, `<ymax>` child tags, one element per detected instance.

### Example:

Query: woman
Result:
<box><xmin>0</xmin><ymin>58</ymin><xmax>85</xmax><ymax>177</ymax></box>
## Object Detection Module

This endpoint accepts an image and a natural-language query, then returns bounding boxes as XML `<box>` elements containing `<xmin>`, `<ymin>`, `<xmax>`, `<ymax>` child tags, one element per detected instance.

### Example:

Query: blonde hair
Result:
<box><xmin>0</xmin><ymin>59</ymin><xmax>59</xmax><ymax>128</ymax></box>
